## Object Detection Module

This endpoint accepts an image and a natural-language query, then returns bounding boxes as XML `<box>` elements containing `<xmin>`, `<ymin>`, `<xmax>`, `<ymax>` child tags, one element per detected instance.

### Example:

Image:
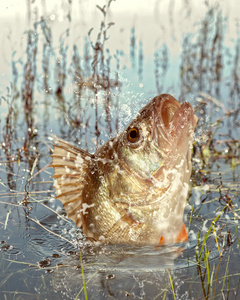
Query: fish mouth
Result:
<box><xmin>152</xmin><ymin>94</ymin><xmax>197</xmax><ymax>148</ymax></box>
<box><xmin>155</xmin><ymin>94</ymin><xmax>181</xmax><ymax>129</ymax></box>
<box><xmin>151</xmin><ymin>94</ymin><xmax>198</xmax><ymax>181</ymax></box>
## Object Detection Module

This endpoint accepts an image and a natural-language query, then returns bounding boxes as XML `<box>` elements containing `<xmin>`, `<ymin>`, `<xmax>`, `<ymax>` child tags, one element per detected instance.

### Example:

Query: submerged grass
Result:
<box><xmin>233</xmin><ymin>205</ymin><xmax>240</xmax><ymax>255</ymax></box>
<box><xmin>0</xmin><ymin>0</ymin><xmax>239</xmax><ymax>299</ymax></box>
<box><xmin>153</xmin><ymin>282</ymin><xmax>171</xmax><ymax>300</ymax></box>
<box><xmin>167</xmin><ymin>270</ymin><xmax>176</xmax><ymax>300</ymax></box>
<box><xmin>197</xmin><ymin>205</ymin><xmax>227</xmax><ymax>262</ymax></box>
<box><xmin>27</xmin><ymin>215</ymin><xmax>75</xmax><ymax>246</ymax></box>
<box><xmin>204</xmin><ymin>243</ymin><xmax>210</xmax><ymax>286</ymax></box>
<box><xmin>76</xmin><ymin>251</ymin><xmax>88</xmax><ymax>300</ymax></box>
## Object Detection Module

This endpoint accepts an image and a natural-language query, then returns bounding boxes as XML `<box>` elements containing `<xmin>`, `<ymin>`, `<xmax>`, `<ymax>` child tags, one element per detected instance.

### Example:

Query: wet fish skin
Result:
<box><xmin>51</xmin><ymin>94</ymin><xmax>197</xmax><ymax>245</ymax></box>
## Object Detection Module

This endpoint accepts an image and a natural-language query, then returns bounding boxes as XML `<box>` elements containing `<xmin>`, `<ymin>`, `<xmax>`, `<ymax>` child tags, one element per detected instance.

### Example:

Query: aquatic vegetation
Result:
<box><xmin>0</xmin><ymin>0</ymin><xmax>239</xmax><ymax>299</ymax></box>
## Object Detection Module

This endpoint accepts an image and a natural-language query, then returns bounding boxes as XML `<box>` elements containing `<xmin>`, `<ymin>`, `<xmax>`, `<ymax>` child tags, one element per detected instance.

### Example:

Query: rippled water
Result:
<box><xmin>0</xmin><ymin>0</ymin><xmax>239</xmax><ymax>299</ymax></box>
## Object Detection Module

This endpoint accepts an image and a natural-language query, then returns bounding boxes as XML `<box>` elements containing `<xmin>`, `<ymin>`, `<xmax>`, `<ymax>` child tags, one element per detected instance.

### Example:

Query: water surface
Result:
<box><xmin>0</xmin><ymin>1</ymin><xmax>239</xmax><ymax>299</ymax></box>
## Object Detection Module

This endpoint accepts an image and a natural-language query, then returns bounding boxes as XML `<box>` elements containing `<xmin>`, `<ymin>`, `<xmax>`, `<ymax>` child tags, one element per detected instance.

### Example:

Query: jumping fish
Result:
<box><xmin>51</xmin><ymin>94</ymin><xmax>198</xmax><ymax>246</ymax></box>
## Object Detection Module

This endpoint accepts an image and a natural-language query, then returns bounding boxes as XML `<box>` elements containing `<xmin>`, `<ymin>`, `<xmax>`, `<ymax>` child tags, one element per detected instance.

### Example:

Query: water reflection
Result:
<box><xmin>51</xmin><ymin>255</ymin><xmax>175</xmax><ymax>299</ymax></box>
<box><xmin>0</xmin><ymin>0</ymin><xmax>239</xmax><ymax>299</ymax></box>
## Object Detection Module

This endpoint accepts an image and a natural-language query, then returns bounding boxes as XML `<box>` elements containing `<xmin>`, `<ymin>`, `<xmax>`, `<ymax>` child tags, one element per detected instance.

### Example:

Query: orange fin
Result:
<box><xmin>175</xmin><ymin>223</ymin><xmax>188</xmax><ymax>243</ymax></box>
<box><xmin>50</xmin><ymin>137</ymin><xmax>92</xmax><ymax>228</ymax></box>
<box><xmin>158</xmin><ymin>236</ymin><xmax>165</xmax><ymax>246</ymax></box>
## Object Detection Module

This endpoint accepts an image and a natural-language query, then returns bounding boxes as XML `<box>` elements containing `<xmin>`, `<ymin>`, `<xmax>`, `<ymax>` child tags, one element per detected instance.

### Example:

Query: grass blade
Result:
<box><xmin>167</xmin><ymin>269</ymin><xmax>176</xmax><ymax>300</ymax></box>
<box><xmin>79</xmin><ymin>250</ymin><xmax>88</xmax><ymax>300</ymax></box>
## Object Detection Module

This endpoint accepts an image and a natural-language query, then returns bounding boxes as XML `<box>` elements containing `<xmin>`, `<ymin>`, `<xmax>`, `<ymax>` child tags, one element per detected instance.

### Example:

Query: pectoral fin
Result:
<box><xmin>51</xmin><ymin>138</ymin><xmax>92</xmax><ymax>228</ymax></box>
<box><xmin>157</xmin><ymin>223</ymin><xmax>188</xmax><ymax>246</ymax></box>
<box><xmin>175</xmin><ymin>223</ymin><xmax>188</xmax><ymax>243</ymax></box>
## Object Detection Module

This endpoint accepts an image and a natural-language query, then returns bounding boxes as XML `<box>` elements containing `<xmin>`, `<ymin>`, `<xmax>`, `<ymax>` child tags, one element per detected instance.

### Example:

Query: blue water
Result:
<box><xmin>0</xmin><ymin>1</ymin><xmax>239</xmax><ymax>299</ymax></box>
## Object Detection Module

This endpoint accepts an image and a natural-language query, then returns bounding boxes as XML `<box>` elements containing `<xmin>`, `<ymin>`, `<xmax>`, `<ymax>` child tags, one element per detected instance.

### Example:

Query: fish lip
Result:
<box><xmin>154</xmin><ymin>94</ymin><xmax>181</xmax><ymax>127</ymax></box>
<box><xmin>170</xmin><ymin>102</ymin><xmax>195</xmax><ymax>145</ymax></box>
<box><xmin>151</xmin><ymin>94</ymin><xmax>181</xmax><ymax>145</ymax></box>
<box><xmin>150</xmin><ymin>94</ymin><xmax>197</xmax><ymax>180</ymax></box>
<box><xmin>152</xmin><ymin>94</ymin><xmax>196</xmax><ymax>145</ymax></box>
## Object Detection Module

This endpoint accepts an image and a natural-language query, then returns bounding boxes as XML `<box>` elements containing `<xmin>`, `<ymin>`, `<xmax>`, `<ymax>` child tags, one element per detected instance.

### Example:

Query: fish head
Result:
<box><xmin>94</xmin><ymin>93</ymin><xmax>198</xmax><ymax>244</ymax></box>
<box><xmin>115</xmin><ymin>94</ymin><xmax>197</xmax><ymax>187</ymax></box>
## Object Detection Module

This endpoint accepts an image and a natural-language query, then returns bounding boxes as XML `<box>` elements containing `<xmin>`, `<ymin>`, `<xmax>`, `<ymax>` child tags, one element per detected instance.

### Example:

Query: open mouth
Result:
<box><xmin>153</xmin><ymin>94</ymin><xmax>198</xmax><ymax>146</ymax></box>
<box><xmin>158</xmin><ymin>95</ymin><xmax>181</xmax><ymax>129</ymax></box>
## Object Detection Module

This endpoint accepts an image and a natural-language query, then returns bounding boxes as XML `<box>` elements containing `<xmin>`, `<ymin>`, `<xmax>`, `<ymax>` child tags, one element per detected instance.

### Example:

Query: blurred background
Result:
<box><xmin>0</xmin><ymin>1</ymin><xmax>239</xmax><ymax>299</ymax></box>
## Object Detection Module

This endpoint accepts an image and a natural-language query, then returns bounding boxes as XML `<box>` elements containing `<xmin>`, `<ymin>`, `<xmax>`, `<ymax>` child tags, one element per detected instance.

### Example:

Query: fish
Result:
<box><xmin>51</xmin><ymin>94</ymin><xmax>198</xmax><ymax>246</ymax></box>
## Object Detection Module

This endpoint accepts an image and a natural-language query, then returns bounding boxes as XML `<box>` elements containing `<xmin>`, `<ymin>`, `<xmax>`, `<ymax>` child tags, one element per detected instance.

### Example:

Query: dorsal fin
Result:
<box><xmin>51</xmin><ymin>138</ymin><xmax>93</xmax><ymax>228</ymax></box>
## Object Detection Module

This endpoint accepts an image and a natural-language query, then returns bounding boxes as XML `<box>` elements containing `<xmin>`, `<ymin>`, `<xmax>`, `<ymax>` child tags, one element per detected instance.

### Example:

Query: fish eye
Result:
<box><xmin>127</xmin><ymin>127</ymin><xmax>140</xmax><ymax>143</ymax></box>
